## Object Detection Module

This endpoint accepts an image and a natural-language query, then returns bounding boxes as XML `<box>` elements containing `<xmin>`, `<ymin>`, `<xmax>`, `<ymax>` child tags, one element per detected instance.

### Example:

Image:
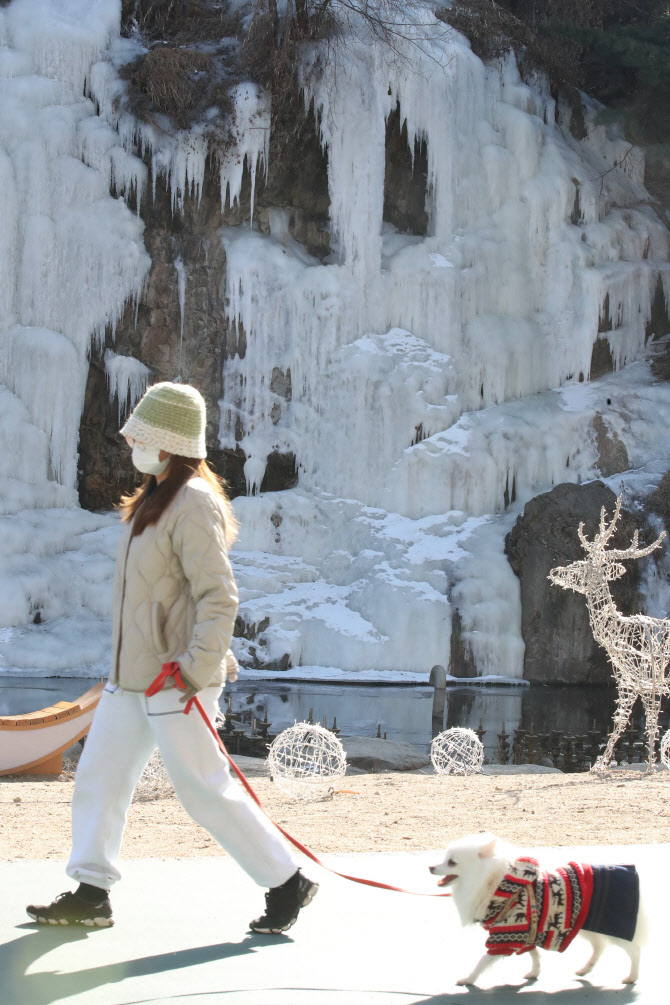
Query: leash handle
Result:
<box><xmin>146</xmin><ymin>661</ymin><xmax>197</xmax><ymax>713</ymax></box>
<box><xmin>147</xmin><ymin>665</ymin><xmax>450</xmax><ymax>899</ymax></box>
<box><xmin>145</xmin><ymin>661</ymin><xmax>185</xmax><ymax>696</ymax></box>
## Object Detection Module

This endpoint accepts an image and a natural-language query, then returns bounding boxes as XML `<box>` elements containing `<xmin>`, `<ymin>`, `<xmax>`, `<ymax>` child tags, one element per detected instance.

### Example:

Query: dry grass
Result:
<box><xmin>242</xmin><ymin>5</ymin><xmax>338</xmax><ymax>140</ymax></box>
<box><xmin>122</xmin><ymin>0</ymin><xmax>242</xmax><ymax>45</ymax></box>
<box><xmin>502</xmin><ymin>0</ymin><xmax>608</xmax><ymax>30</ymax></box>
<box><xmin>647</xmin><ymin>470</ymin><xmax>670</xmax><ymax>530</ymax></box>
<box><xmin>437</xmin><ymin>0</ymin><xmax>583</xmax><ymax>93</ymax></box>
<box><xmin>119</xmin><ymin>0</ymin><xmax>243</xmax><ymax>138</ymax></box>
<box><xmin>119</xmin><ymin>45</ymin><xmax>233</xmax><ymax>132</ymax></box>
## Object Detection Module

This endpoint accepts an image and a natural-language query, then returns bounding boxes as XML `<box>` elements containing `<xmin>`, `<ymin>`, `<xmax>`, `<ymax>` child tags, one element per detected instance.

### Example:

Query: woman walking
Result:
<box><xmin>27</xmin><ymin>382</ymin><xmax>317</xmax><ymax>933</ymax></box>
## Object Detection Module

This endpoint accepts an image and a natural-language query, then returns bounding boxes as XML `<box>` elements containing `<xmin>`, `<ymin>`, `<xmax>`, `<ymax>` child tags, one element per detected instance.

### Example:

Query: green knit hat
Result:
<box><xmin>120</xmin><ymin>382</ymin><xmax>207</xmax><ymax>458</ymax></box>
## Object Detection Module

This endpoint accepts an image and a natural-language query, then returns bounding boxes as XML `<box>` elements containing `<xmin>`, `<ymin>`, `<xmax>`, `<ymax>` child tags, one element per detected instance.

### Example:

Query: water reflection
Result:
<box><xmin>0</xmin><ymin>676</ymin><xmax>435</xmax><ymax>751</ymax></box>
<box><xmin>227</xmin><ymin>681</ymin><xmax>434</xmax><ymax>750</ymax></box>
<box><xmin>445</xmin><ymin>686</ymin><xmax>622</xmax><ymax>762</ymax></box>
<box><xmin>0</xmin><ymin>676</ymin><xmax>643</xmax><ymax>761</ymax></box>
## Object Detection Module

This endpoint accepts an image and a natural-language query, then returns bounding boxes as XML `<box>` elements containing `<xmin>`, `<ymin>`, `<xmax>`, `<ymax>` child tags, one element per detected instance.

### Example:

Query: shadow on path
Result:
<box><xmin>0</xmin><ymin>925</ymin><xmax>647</xmax><ymax>1005</ymax></box>
<box><xmin>1</xmin><ymin>923</ymin><xmax>261</xmax><ymax>1005</ymax></box>
<box><xmin>414</xmin><ymin>981</ymin><xmax>641</xmax><ymax>1005</ymax></box>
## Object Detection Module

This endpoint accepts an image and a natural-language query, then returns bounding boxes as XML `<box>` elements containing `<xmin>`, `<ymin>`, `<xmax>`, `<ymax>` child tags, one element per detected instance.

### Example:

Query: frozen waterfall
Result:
<box><xmin>1</xmin><ymin>1</ymin><xmax>669</xmax><ymax>685</ymax></box>
<box><xmin>216</xmin><ymin>22</ymin><xmax>670</xmax><ymax>678</ymax></box>
<box><xmin>0</xmin><ymin>0</ymin><xmax>149</xmax><ymax>675</ymax></box>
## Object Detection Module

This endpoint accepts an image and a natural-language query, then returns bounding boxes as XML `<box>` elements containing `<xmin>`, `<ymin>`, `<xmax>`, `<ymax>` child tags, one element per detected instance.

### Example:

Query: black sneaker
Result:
<box><xmin>249</xmin><ymin>870</ymin><xmax>319</xmax><ymax>934</ymax></box>
<box><xmin>26</xmin><ymin>890</ymin><xmax>114</xmax><ymax>928</ymax></box>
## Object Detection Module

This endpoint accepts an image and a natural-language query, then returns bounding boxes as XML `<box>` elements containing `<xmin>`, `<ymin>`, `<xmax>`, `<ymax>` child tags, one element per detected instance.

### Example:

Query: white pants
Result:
<box><xmin>67</xmin><ymin>684</ymin><xmax>298</xmax><ymax>891</ymax></box>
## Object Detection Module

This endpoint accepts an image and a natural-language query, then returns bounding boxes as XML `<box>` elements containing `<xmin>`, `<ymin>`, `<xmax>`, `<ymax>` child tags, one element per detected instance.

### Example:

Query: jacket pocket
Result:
<box><xmin>150</xmin><ymin>601</ymin><xmax>169</xmax><ymax>654</ymax></box>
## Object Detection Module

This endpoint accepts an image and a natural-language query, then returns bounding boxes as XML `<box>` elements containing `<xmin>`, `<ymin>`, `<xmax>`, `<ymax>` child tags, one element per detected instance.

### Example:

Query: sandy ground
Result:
<box><xmin>2</xmin><ymin>761</ymin><xmax>670</xmax><ymax>861</ymax></box>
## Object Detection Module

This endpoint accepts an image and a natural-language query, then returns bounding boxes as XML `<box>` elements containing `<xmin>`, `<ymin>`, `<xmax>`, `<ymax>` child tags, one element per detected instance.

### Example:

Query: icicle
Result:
<box><xmin>174</xmin><ymin>257</ymin><xmax>186</xmax><ymax>380</ymax></box>
<box><xmin>104</xmin><ymin>349</ymin><xmax>150</xmax><ymax>422</ymax></box>
<box><xmin>218</xmin><ymin>83</ymin><xmax>270</xmax><ymax>220</ymax></box>
<box><xmin>244</xmin><ymin>455</ymin><xmax>267</xmax><ymax>497</ymax></box>
<box><xmin>0</xmin><ymin>0</ymin><xmax>150</xmax><ymax>511</ymax></box>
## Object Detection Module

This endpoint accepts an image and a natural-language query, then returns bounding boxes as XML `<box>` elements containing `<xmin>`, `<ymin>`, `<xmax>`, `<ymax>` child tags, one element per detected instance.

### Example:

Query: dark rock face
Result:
<box><xmin>383</xmin><ymin>103</ymin><xmax>428</xmax><ymax>236</ymax></box>
<box><xmin>646</xmin><ymin>274</ymin><xmax>670</xmax><ymax>344</ymax></box>
<box><xmin>505</xmin><ymin>481</ymin><xmax>644</xmax><ymax>685</ymax></box>
<box><xmin>78</xmin><ymin>104</ymin><xmax>327</xmax><ymax>510</ymax></box>
<box><xmin>651</xmin><ymin>339</ymin><xmax>670</xmax><ymax>381</ymax></box>
<box><xmin>646</xmin><ymin>470</ymin><xmax>670</xmax><ymax>531</ymax></box>
<box><xmin>258</xmin><ymin>101</ymin><xmax>331</xmax><ymax>260</ymax></box>
<box><xmin>591</xmin><ymin>413</ymin><xmax>629</xmax><ymax>478</ymax></box>
<box><xmin>449</xmin><ymin>608</ymin><xmax>479</xmax><ymax>679</ymax></box>
<box><xmin>589</xmin><ymin>336</ymin><xmax>614</xmax><ymax>379</ymax></box>
<box><xmin>78</xmin><ymin>351</ymin><xmax>144</xmax><ymax>511</ymax></box>
<box><xmin>78</xmin><ymin>164</ymin><xmax>240</xmax><ymax>509</ymax></box>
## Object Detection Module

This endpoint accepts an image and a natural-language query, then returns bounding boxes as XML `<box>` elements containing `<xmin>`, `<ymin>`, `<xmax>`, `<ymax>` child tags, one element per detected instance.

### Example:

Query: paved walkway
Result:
<box><xmin>1</xmin><ymin>846</ymin><xmax>666</xmax><ymax>1004</ymax></box>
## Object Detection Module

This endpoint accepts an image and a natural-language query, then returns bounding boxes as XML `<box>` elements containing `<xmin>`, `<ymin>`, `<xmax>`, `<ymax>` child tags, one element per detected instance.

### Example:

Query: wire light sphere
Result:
<box><xmin>431</xmin><ymin>727</ymin><xmax>485</xmax><ymax>776</ymax></box>
<box><xmin>661</xmin><ymin>731</ymin><xmax>670</xmax><ymax>770</ymax></box>
<box><xmin>267</xmin><ymin>721</ymin><xmax>348</xmax><ymax>800</ymax></box>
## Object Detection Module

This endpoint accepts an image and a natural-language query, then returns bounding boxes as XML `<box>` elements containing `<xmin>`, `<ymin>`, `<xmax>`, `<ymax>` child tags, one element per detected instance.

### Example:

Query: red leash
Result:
<box><xmin>146</xmin><ymin>663</ymin><xmax>450</xmax><ymax>899</ymax></box>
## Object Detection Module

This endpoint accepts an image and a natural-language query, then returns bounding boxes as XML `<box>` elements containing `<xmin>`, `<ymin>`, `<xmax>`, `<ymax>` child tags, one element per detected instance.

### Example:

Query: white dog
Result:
<box><xmin>430</xmin><ymin>832</ymin><xmax>645</xmax><ymax>987</ymax></box>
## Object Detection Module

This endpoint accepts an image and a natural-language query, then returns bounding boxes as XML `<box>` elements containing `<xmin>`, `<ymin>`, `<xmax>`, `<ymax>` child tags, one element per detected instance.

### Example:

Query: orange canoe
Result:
<box><xmin>0</xmin><ymin>681</ymin><xmax>104</xmax><ymax>776</ymax></box>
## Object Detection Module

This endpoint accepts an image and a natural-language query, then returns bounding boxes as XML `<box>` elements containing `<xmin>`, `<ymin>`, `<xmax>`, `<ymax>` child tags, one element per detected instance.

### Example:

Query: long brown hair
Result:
<box><xmin>118</xmin><ymin>455</ymin><xmax>239</xmax><ymax>544</ymax></box>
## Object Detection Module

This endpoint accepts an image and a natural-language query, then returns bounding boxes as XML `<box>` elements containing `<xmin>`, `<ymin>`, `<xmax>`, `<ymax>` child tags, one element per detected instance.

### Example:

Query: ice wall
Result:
<box><xmin>0</xmin><ymin>0</ymin><xmax>149</xmax><ymax>660</ymax></box>
<box><xmin>221</xmin><ymin>30</ymin><xmax>670</xmax><ymax>507</ymax></box>
<box><xmin>2</xmin><ymin>5</ymin><xmax>669</xmax><ymax>685</ymax></box>
<box><xmin>217</xmin><ymin>17</ymin><xmax>670</xmax><ymax>678</ymax></box>
<box><xmin>0</xmin><ymin>0</ymin><xmax>149</xmax><ymax>515</ymax></box>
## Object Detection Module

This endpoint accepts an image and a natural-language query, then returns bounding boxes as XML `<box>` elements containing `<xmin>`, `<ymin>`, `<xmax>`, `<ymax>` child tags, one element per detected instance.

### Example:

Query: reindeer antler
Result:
<box><xmin>577</xmin><ymin>521</ymin><xmax>595</xmax><ymax>554</ymax></box>
<box><xmin>606</xmin><ymin>529</ymin><xmax>666</xmax><ymax>561</ymax></box>
<box><xmin>578</xmin><ymin>495</ymin><xmax>666</xmax><ymax>562</ymax></box>
<box><xmin>598</xmin><ymin>495</ymin><xmax>623</xmax><ymax>547</ymax></box>
<box><xmin>579</xmin><ymin>495</ymin><xmax>623</xmax><ymax>552</ymax></box>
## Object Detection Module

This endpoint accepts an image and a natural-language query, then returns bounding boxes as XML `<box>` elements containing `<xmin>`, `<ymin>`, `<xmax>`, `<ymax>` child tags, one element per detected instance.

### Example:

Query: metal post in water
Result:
<box><xmin>429</xmin><ymin>664</ymin><xmax>447</xmax><ymax>724</ymax></box>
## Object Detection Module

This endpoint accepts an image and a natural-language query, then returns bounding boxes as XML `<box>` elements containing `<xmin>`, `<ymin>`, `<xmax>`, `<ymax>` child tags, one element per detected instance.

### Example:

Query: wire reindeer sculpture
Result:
<box><xmin>548</xmin><ymin>495</ymin><xmax>670</xmax><ymax>773</ymax></box>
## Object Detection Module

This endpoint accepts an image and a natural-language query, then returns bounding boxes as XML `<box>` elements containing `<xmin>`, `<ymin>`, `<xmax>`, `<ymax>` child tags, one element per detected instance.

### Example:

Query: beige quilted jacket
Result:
<box><xmin>108</xmin><ymin>476</ymin><xmax>239</xmax><ymax>693</ymax></box>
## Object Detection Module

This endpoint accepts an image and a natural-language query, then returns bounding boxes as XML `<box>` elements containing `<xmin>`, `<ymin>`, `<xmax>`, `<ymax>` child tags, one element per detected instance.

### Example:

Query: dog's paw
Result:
<box><xmin>622</xmin><ymin>975</ymin><xmax>638</xmax><ymax>985</ymax></box>
<box><xmin>456</xmin><ymin>977</ymin><xmax>476</xmax><ymax>987</ymax></box>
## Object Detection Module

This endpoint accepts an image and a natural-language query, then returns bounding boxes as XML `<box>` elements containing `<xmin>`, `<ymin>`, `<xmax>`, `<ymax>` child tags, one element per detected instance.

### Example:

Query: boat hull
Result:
<box><xmin>0</xmin><ymin>682</ymin><xmax>105</xmax><ymax>776</ymax></box>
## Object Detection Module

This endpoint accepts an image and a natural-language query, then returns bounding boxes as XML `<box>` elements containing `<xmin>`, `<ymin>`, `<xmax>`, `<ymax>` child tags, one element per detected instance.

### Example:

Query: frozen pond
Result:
<box><xmin>0</xmin><ymin>675</ymin><xmax>639</xmax><ymax>761</ymax></box>
<box><xmin>0</xmin><ymin>676</ymin><xmax>434</xmax><ymax>747</ymax></box>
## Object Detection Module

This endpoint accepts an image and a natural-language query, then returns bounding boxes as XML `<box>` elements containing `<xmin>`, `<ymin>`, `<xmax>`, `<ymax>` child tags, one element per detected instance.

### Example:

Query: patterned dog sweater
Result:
<box><xmin>482</xmin><ymin>857</ymin><xmax>594</xmax><ymax>956</ymax></box>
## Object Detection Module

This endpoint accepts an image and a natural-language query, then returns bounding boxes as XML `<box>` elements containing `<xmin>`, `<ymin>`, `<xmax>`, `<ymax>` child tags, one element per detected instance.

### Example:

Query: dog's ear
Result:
<box><xmin>478</xmin><ymin>835</ymin><xmax>497</xmax><ymax>858</ymax></box>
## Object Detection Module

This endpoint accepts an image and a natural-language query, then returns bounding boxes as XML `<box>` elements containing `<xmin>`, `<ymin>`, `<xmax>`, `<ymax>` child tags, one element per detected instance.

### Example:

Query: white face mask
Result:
<box><xmin>131</xmin><ymin>443</ymin><xmax>170</xmax><ymax>477</ymax></box>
